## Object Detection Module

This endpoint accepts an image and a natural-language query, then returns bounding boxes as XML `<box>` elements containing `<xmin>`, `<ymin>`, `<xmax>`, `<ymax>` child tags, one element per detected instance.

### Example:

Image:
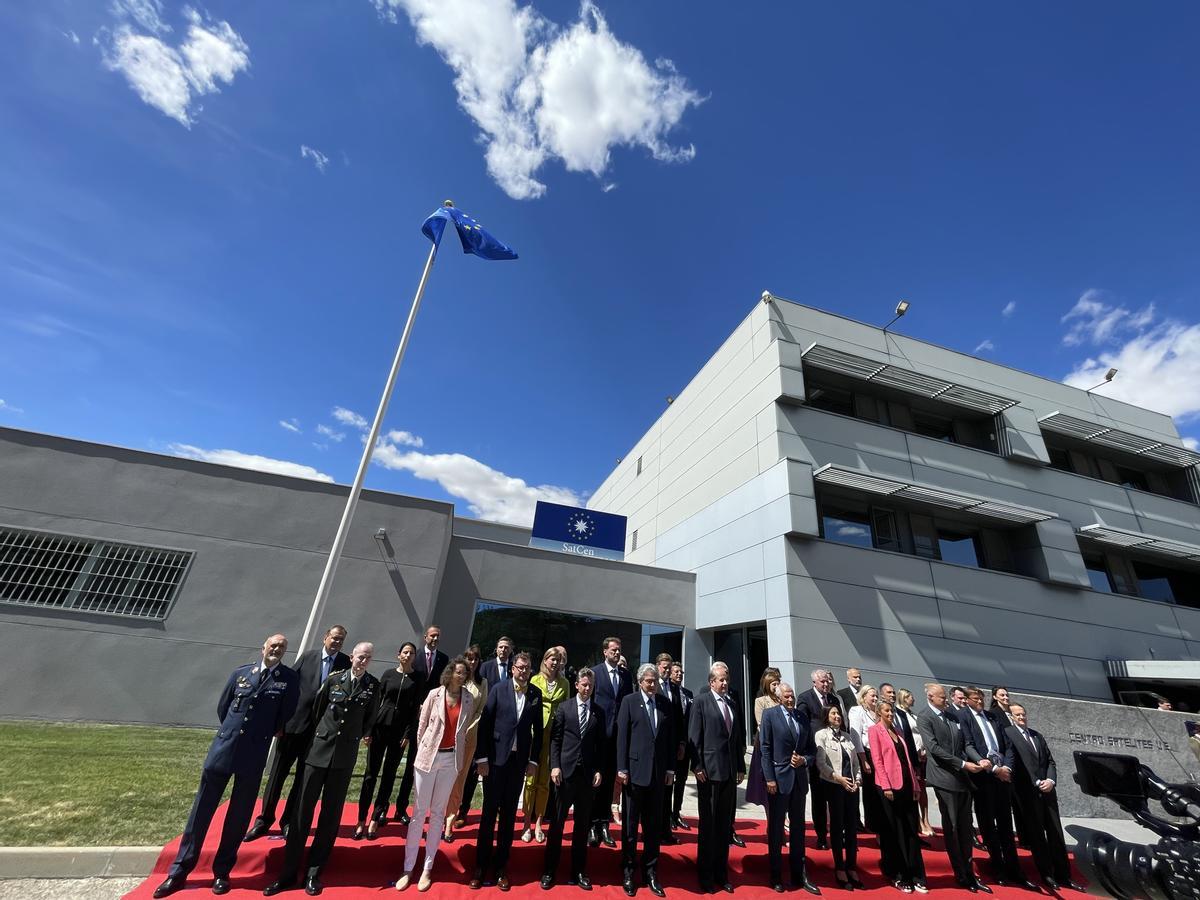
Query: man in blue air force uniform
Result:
<box><xmin>153</xmin><ymin>634</ymin><xmax>300</xmax><ymax>899</ymax></box>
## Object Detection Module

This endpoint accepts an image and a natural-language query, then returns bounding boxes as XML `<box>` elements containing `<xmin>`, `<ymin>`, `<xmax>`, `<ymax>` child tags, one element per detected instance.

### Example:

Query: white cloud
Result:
<box><xmin>0</xmin><ymin>399</ymin><xmax>25</xmax><ymax>415</ymax></box>
<box><xmin>332</xmin><ymin>406</ymin><xmax>368</xmax><ymax>430</ymax></box>
<box><xmin>1062</xmin><ymin>295</ymin><xmax>1200</xmax><ymax>423</ymax></box>
<box><xmin>974</xmin><ymin>339</ymin><xmax>994</xmax><ymax>354</ymax></box>
<box><xmin>601</xmin><ymin>182</ymin><xmax>617</xmax><ymax>193</ymax></box>
<box><xmin>301</xmin><ymin>145</ymin><xmax>330</xmax><ymax>173</ymax></box>
<box><xmin>835</xmin><ymin>524</ymin><xmax>868</xmax><ymax>539</ymax></box>
<box><xmin>1184</xmin><ymin>437</ymin><xmax>1199</xmax><ymax>451</ymax></box>
<box><xmin>317</xmin><ymin>423</ymin><xmax>345</xmax><ymax>442</ymax></box>
<box><xmin>279</xmin><ymin>418</ymin><xmax>301</xmax><ymax>433</ymax></box>
<box><xmin>382</xmin><ymin>429</ymin><xmax>423</xmax><ymax>448</ymax></box>
<box><xmin>64</xmin><ymin>30</ymin><xmax>81</xmax><ymax>45</ymax></box>
<box><xmin>98</xmin><ymin>5</ymin><xmax>249</xmax><ymax>127</ymax></box>
<box><xmin>374</xmin><ymin>0</ymin><xmax>702</xmax><ymax>200</ymax></box>
<box><xmin>1061</xmin><ymin>289</ymin><xmax>1155</xmax><ymax>347</ymax></box>
<box><xmin>372</xmin><ymin>433</ymin><xmax>580</xmax><ymax>525</ymax></box>
<box><xmin>1001</xmin><ymin>301</ymin><xmax>1017</xmax><ymax>318</ymax></box>
<box><xmin>169</xmin><ymin>443</ymin><xmax>334</xmax><ymax>482</ymax></box>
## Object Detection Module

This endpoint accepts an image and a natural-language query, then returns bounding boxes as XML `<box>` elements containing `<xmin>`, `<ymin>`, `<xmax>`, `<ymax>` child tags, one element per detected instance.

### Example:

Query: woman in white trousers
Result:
<box><xmin>395</xmin><ymin>656</ymin><xmax>473</xmax><ymax>892</ymax></box>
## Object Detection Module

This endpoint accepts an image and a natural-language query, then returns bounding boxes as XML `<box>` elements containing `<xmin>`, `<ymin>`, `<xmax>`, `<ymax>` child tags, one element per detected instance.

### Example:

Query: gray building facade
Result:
<box><xmin>590</xmin><ymin>296</ymin><xmax>1200</xmax><ymax>710</ymax></box>
<box><xmin>0</xmin><ymin>427</ymin><xmax>695</xmax><ymax>726</ymax></box>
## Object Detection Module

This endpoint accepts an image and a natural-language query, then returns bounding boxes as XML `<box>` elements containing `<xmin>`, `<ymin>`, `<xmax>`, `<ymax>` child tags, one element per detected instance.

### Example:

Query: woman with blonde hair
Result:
<box><xmin>869</xmin><ymin>701</ymin><xmax>927</xmax><ymax>893</ymax></box>
<box><xmin>394</xmin><ymin>657</ymin><xmax>473</xmax><ymax>892</ymax></box>
<box><xmin>849</xmin><ymin>684</ymin><xmax>885</xmax><ymax>833</ymax></box>
<box><xmin>816</xmin><ymin>705</ymin><xmax>863</xmax><ymax>890</ymax></box>
<box><xmin>442</xmin><ymin>644</ymin><xmax>489</xmax><ymax>842</ymax></box>
<box><xmin>521</xmin><ymin>647</ymin><xmax>568</xmax><ymax>843</ymax></box>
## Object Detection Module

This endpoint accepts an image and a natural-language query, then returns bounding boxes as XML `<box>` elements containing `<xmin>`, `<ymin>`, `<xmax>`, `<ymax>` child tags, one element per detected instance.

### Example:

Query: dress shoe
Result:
<box><xmin>398</xmin><ymin>812</ymin><xmax>411</xmax><ymax>825</ymax></box>
<box><xmin>973</xmin><ymin>837</ymin><xmax>986</xmax><ymax>850</ymax></box>
<box><xmin>601</xmin><ymin>825</ymin><xmax>617</xmax><ymax>847</ymax></box>
<box><xmin>1043</xmin><ymin>878</ymin><xmax>1060</xmax><ymax>891</ymax></box>
<box><xmin>395</xmin><ymin>873</ymin><xmax>413</xmax><ymax>891</ymax></box>
<box><xmin>799</xmin><ymin>875</ymin><xmax>822</xmax><ymax>894</ymax></box>
<box><xmin>418</xmin><ymin>873</ymin><xmax>433</xmax><ymax>892</ymax></box>
<box><xmin>244</xmin><ymin>820</ymin><xmax>272</xmax><ymax>842</ymax></box>
<box><xmin>571</xmin><ymin>873</ymin><xmax>593</xmax><ymax>891</ymax></box>
<box><xmin>304</xmin><ymin>875</ymin><xmax>323</xmax><ymax>896</ymax></box>
<box><xmin>773</xmin><ymin>885</ymin><xmax>786</xmax><ymax>894</ymax></box>
<box><xmin>263</xmin><ymin>880</ymin><xmax>295</xmax><ymax>896</ymax></box>
<box><xmin>624</xmin><ymin>877</ymin><xmax>637</xmax><ymax>896</ymax></box>
<box><xmin>913</xmin><ymin>882</ymin><xmax>928</xmax><ymax>894</ymax></box>
<box><xmin>847</xmin><ymin>874</ymin><xmax>864</xmax><ymax>891</ymax></box>
<box><xmin>212</xmin><ymin>877</ymin><xmax>231</xmax><ymax>895</ymax></box>
<box><xmin>720</xmin><ymin>883</ymin><xmax>735</xmax><ymax>893</ymax></box>
<box><xmin>497</xmin><ymin>872</ymin><xmax>511</xmax><ymax>892</ymax></box>
<box><xmin>541</xmin><ymin>875</ymin><xmax>555</xmax><ymax>890</ymax></box>
<box><xmin>960</xmin><ymin>881</ymin><xmax>978</xmax><ymax>893</ymax></box>
<box><xmin>648</xmin><ymin>876</ymin><xmax>666</xmax><ymax>898</ymax></box>
<box><xmin>1065</xmin><ymin>882</ymin><xmax>1086</xmax><ymax>892</ymax></box>
<box><xmin>815</xmin><ymin>839</ymin><xmax>828</xmax><ymax>851</ymax></box>
<box><xmin>153</xmin><ymin>876</ymin><xmax>185</xmax><ymax>898</ymax></box>
<box><xmin>469</xmin><ymin>869</ymin><xmax>484</xmax><ymax>889</ymax></box>
<box><xmin>588</xmin><ymin>825</ymin><xmax>601</xmax><ymax>847</ymax></box>
<box><xmin>661</xmin><ymin>831</ymin><xmax>678</xmax><ymax>845</ymax></box>
<box><xmin>672</xmin><ymin>814</ymin><xmax>690</xmax><ymax>830</ymax></box>
<box><xmin>729</xmin><ymin>833</ymin><xmax>746</xmax><ymax>848</ymax></box>
<box><xmin>972</xmin><ymin>880</ymin><xmax>993</xmax><ymax>894</ymax></box>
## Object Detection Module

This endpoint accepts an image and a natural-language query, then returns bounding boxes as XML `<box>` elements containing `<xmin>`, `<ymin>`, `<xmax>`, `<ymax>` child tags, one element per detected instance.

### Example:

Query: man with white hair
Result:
<box><xmin>760</xmin><ymin>682</ymin><xmax>819</xmax><ymax>894</ymax></box>
<box><xmin>689</xmin><ymin>662</ymin><xmax>746</xmax><ymax>894</ymax></box>
<box><xmin>265</xmin><ymin>642</ymin><xmax>380</xmax><ymax>897</ymax></box>
<box><xmin>798</xmin><ymin>669</ymin><xmax>843</xmax><ymax>850</ymax></box>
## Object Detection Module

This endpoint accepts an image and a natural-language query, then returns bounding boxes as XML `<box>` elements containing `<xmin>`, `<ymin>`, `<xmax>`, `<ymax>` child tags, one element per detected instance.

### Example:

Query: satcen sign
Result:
<box><xmin>529</xmin><ymin>501</ymin><xmax>627</xmax><ymax>562</ymax></box>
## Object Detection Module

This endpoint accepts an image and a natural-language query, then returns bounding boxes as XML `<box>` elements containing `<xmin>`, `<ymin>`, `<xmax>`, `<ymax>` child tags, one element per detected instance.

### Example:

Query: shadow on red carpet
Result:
<box><xmin>122</xmin><ymin>805</ymin><xmax>1081</xmax><ymax>899</ymax></box>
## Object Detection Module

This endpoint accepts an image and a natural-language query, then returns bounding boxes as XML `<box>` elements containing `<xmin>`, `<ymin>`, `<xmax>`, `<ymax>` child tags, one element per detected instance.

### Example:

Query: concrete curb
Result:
<box><xmin>0</xmin><ymin>846</ymin><xmax>160</xmax><ymax>879</ymax></box>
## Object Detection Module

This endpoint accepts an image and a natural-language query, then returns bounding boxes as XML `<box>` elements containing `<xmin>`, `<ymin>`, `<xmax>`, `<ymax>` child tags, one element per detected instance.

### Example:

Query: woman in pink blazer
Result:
<box><xmin>868</xmin><ymin>702</ymin><xmax>927</xmax><ymax>893</ymax></box>
<box><xmin>394</xmin><ymin>656</ymin><xmax>474</xmax><ymax>892</ymax></box>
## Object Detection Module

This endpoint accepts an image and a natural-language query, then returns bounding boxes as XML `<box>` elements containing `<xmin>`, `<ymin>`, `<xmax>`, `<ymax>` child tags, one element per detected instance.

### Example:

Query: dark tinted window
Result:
<box><xmin>1083</xmin><ymin>555</ymin><xmax>1115</xmax><ymax>593</ymax></box>
<box><xmin>912</xmin><ymin>411</ymin><xmax>956</xmax><ymax>443</ymax></box>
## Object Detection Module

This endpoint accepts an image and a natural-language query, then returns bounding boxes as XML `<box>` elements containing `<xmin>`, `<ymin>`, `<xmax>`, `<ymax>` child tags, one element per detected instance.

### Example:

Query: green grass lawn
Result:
<box><xmin>0</xmin><ymin>721</ymin><xmax>456</xmax><ymax>847</ymax></box>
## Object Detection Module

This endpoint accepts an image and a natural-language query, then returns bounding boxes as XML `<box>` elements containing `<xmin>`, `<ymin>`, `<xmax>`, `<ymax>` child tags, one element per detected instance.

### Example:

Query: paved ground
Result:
<box><xmin>0</xmin><ymin>876</ymin><xmax>140</xmax><ymax>899</ymax></box>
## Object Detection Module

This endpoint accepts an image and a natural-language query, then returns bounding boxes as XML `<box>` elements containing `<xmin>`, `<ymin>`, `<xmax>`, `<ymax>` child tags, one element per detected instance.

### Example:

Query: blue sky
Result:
<box><xmin>4</xmin><ymin>0</ymin><xmax>1200</xmax><ymax>524</ymax></box>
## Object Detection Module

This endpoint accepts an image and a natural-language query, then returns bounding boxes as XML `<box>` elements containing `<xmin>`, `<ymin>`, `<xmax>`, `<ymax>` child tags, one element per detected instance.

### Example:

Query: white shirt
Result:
<box><xmin>848</xmin><ymin>705</ymin><xmax>877</xmax><ymax>750</ymax></box>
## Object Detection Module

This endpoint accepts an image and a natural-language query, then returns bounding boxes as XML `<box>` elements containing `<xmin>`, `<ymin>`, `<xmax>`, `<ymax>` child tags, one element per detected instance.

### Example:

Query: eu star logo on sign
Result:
<box><xmin>530</xmin><ymin>501</ymin><xmax>627</xmax><ymax>562</ymax></box>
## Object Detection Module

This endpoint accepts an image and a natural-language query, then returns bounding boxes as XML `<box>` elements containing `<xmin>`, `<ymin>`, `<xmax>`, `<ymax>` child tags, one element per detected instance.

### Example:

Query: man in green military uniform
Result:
<box><xmin>264</xmin><ymin>642</ymin><xmax>381</xmax><ymax>897</ymax></box>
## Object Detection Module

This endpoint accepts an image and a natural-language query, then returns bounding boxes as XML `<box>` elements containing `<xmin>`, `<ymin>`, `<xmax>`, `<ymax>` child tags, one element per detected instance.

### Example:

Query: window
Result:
<box><xmin>0</xmin><ymin>526</ymin><xmax>191</xmax><ymax>620</ymax></box>
<box><xmin>1116</xmin><ymin>466</ymin><xmax>1149</xmax><ymax>492</ymax></box>
<box><xmin>1047</xmin><ymin>446</ymin><xmax>1073</xmax><ymax>473</ymax></box>
<box><xmin>631</xmin><ymin>529</ymin><xmax>638</xmax><ymax>552</ymax></box>
<box><xmin>1133</xmin><ymin>560</ymin><xmax>1177</xmax><ymax>603</ymax></box>
<box><xmin>1083</xmin><ymin>555</ymin><xmax>1115</xmax><ymax>593</ymax></box>
<box><xmin>936</xmin><ymin>527</ymin><xmax>982</xmax><ymax>568</ymax></box>
<box><xmin>1043</xmin><ymin>438</ymin><xmax>1195</xmax><ymax>503</ymax></box>
<box><xmin>806</xmin><ymin>383</ymin><xmax>854</xmax><ymax>417</ymax></box>
<box><xmin>820</xmin><ymin>503</ymin><xmax>874</xmax><ymax>549</ymax></box>
<box><xmin>912</xmin><ymin>411</ymin><xmax>957</xmax><ymax>443</ymax></box>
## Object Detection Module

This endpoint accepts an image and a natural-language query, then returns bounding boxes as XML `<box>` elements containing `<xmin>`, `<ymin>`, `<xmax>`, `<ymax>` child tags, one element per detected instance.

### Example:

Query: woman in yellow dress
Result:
<box><xmin>521</xmin><ymin>647</ymin><xmax>568</xmax><ymax>843</ymax></box>
<box><xmin>442</xmin><ymin>644</ymin><xmax>488</xmax><ymax>842</ymax></box>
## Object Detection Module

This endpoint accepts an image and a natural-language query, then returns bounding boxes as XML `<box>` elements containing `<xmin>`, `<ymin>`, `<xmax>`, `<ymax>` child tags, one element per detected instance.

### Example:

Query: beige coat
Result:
<box><xmin>414</xmin><ymin>685</ymin><xmax>475</xmax><ymax>773</ymax></box>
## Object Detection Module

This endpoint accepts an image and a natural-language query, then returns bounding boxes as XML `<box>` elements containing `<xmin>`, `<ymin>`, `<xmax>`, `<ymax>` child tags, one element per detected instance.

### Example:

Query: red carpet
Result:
<box><xmin>123</xmin><ymin>806</ymin><xmax>1079</xmax><ymax>899</ymax></box>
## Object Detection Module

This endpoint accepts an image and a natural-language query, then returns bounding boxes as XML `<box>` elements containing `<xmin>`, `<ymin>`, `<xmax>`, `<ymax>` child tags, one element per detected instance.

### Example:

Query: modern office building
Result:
<box><xmin>590</xmin><ymin>295</ymin><xmax>1200</xmax><ymax>714</ymax></box>
<box><xmin>0</xmin><ymin>427</ymin><xmax>694</xmax><ymax>727</ymax></box>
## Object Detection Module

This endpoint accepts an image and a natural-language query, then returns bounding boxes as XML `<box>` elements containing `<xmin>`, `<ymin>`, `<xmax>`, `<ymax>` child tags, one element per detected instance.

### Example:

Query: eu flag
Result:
<box><xmin>421</xmin><ymin>205</ymin><xmax>518</xmax><ymax>260</ymax></box>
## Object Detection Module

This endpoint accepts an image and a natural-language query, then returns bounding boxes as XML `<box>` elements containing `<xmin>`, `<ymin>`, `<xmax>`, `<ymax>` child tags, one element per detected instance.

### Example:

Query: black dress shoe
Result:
<box><xmin>571</xmin><ymin>873</ymin><xmax>593</xmax><ymax>891</ymax></box>
<box><xmin>729</xmin><ymin>833</ymin><xmax>746</xmax><ymax>848</ymax></box>
<box><xmin>973</xmin><ymin>880</ymin><xmax>993</xmax><ymax>894</ymax></box>
<box><xmin>398</xmin><ymin>812</ymin><xmax>411</xmax><ymax>825</ymax></box>
<box><xmin>721</xmin><ymin>883</ymin><xmax>735</xmax><ymax>893</ymax></box>
<box><xmin>304</xmin><ymin>875</ymin><xmax>323</xmax><ymax>896</ymax></box>
<box><xmin>588</xmin><ymin>825</ymin><xmax>601</xmax><ymax>847</ymax></box>
<box><xmin>497</xmin><ymin>872</ymin><xmax>511</xmax><ymax>892</ymax></box>
<box><xmin>212</xmin><ymin>877</ymin><xmax>231</xmax><ymax>895</ymax></box>
<box><xmin>800</xmin><ymin>876</ymin><xmax>822</xmax><ymax>894</ymax></box>
<box><xmin>661</xmin><ymin>831</ymin><xmax>678</xmax><ymax>845</ymax></box>
<box><xmin>773</xmin><ymin>885</ymin><xmax>785</xmax><ymax>894</ymax></box>
<box><xmin>1066</xmin><ymin>882</ymin><xmax>1086</xmax><ymax>892</ymax></box>
<box><xmin>263</xmin><ymin>879</ymin><xmax>295</xmax><ymax>896</ymax></box>
<box><xmin>469</xmin><ymin>868</ymin><xmax>484</xmax><ymax>889</ymax></box>
<box><xmin>244</xmin><ymin>820</ymin><xmax>272</xmax><ymax>842</ymax></box>
<box><xmin>153</xmin><ymin>876</ymin><xmax>185</xmax><ymax>898</ymax></box>
<box><xmin>601</xmin><ymin>825</ymin><xmax>617</xmax><ymax>847</ymax></box>
<box><xmin>541</xmin><ymin>875</ymin><xmax>555</xmax><ymax>890</ymax></box>
<box><xmin>1042</xmin><ymin>878</ymin><xmax>1060</xmax><ymax>891</ymax></box>
<box><xmin>624</xmin><ymin>877</ymin><xmax>637</xmax><ymax>896</ymax></box>
<box><xmin>816</xmin><ymin>839</ymin><xmax>828</xmax><ymax>851</ymax></box>
<box><xmin>648</xmin><ymin>877</ymin><xmax>666</xmax><ymax>897</ymax></box>
<box><xmin>672</xmin><ymin>814</ymin><xmax>690</xmax><ymax>830</ymax></box>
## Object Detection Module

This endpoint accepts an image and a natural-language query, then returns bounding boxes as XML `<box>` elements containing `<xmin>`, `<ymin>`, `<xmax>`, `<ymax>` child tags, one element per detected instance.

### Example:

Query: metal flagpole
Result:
<box><xmin>291</xmin><ymin>208</ymin><xmax>446</xmax><ymax>660</ymax></box>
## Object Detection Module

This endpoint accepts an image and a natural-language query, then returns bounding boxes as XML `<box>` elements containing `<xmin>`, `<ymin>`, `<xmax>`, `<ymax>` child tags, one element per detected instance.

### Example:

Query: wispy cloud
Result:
<box><xmin>380</xmin><ymin>429</ymin><xmax>423</xmax><ymax>448</ymax></box>
<box><xmin>0</xmin><ymin>399</ymin><xmax>25</xmax><ymax>415</ymax></box>
<box><xmin>372</xmin><ymin>0</ymin><xmax>702</xmax><ymax>200</ymax></box>
<box><xmin>1062</xmin><ymin>292</ymin><xmax>1200</xmax><ymax>423</ymax></box>
<box><xmin>372</xmin><ymin>432</ymin><xmax>582</xmax><ymax>525</ymax></box>
<box><xmin>316</xmin><ymin>423</ymin><xmax>345</xmax><ymax>442</ymax></box>
<box><xmin>279</xmin><ymin>418</ymin><xmax>301</xmax><ymax>433</ymax></box>
<box><xmin>63</xmin><ymin>30</ymin><xmax>81</xmax><ymax>45</ymax></box>
<box><xmin>168</xmin><ymin>443</ymin><xmax>334</xmax><ymax>482</ymax></box>
<box><xmin>332</xmin><ymin>406</ymin><xmax>368</xmax><ymax>430</ymax></box>
<box><xmin>97</xmin><ymin>5</ymin><xmax>250</xmax><ymax>127</ymax></box>
<box><xmin>1001</xmin><ymin>301</ymin><xmax>1016</xmax><ymax>318</ymax></box>
<box><xmin>974</xmin><ymin>339</ymin><xmax>994</xmax><ymax>354</ymax></box>
<box><xmin>300</xmin><ymin>144</ymin><xmax>330</xmax><ymax>173</ymax></box>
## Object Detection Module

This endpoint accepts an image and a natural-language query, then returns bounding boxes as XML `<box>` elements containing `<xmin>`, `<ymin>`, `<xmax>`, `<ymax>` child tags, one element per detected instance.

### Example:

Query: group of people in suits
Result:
<box><xmin>153</xmin><ymin>629</ymin><xmax>1085</xmax><ymax>899</ymax></box>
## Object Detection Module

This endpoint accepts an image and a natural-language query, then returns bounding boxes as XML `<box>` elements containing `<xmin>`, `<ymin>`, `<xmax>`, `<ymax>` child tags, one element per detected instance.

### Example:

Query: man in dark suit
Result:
<box><xmin>245</xmin><ymin>625</ymin><xmax>348</xmax><ymax>842</ymax></box>
<box><xmin>153</xmin><ymin>634</ymin><xmax>300</xmax><ymax>899</ymax></box>
<box><xmin>669</xmin><ymin>662</ymin><xmax>694</xmax><ymax>831</ymax></box>
<box><xmin>837</xmin><ymin>668</ymin><xmax>862</xmax><ymax>712</ymax></box>
<box><xmin>590</xmin><ymin>635</ymin><xmax>632</xmax><ymax>847</ymax></box>
<box><xmin>542</xmin><ymin>667</ymin><xmax>604</xmax><ymax>891</ymax></box>
<box><xmin>689</xmin><ymin>661</ymin><xmax>746</xmax><ymax>894</ymax></box>
<box><xmin>1002</xmin><ymin>704</ymin><xmax>1084</xmax><ymax>892</ymax></box>
<box><xmin>961</xmin><ymin>688</ymin><xmax>1034</xmax><ymax>889</ymax></box>
<box><xmin>471</xmin><ymin>650</ymin><xmax>544</xmax><ymax>891</ymax></box>
<box><xmin>264</xmin><ymin>642</ymin><xmax>380</xmax><ymax>897</ymax></box>
<box><xmin>617</xmin><ymin>663</ymin><xmax>676</xmax><ymax>898</ymax></box>
<box><xmin>917</xmin><ymin>683</ymin><xmax>989</xmax><ymax>893</ymax></box>
<box><xmin>654</xmin><ymin>652</ymin><xmax>683</xmax><ymax>845</ymax></box>
<box><xmin>760</xmin><ymin>682</ymin><xmax>819</xmax><ymax>894</ymax></box>
<box><xmin>797</xmin><ymin>668</ymin><xmax>843</xmax><ymax>850</ymax></box>
<box><xmin>947</xmin><ymin>686</ymin><xmax>970</xmax><ymax>724</ymax></box>
<box><xmin>479</xmin><ymin>635</ymin><xmax>515</xmax><ymax>688</ymax></box>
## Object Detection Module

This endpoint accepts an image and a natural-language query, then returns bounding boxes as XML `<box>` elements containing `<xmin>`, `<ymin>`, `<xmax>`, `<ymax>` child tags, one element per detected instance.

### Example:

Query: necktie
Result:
<box><xmin>426</xmin><ymin>648</ymin><xmax>433</xmax><ymax>671</ymax></box>
<box><xmin>978</xmin><ymin>714</ymin><xmax>999</xmax><ymax>756</ymax></box>
<box><xmin>351</xmin><ymin>675</ymin><xmax>358</xmax><ymax>694</ymax></box>
<box><xmin>720</xmin><ymin>695</ymin><xmax>732</xmax><ymax>732</ymax></box>
<box><xmin>1023</xmin><ymin>729</ymin><xmax>1036</xmax><ymax>749</ymax></box>
<box><xmin>580</xmin><ymin>702</ymin><xmax>589</xmax><ymax>732</ymax></box>
<box><xmin>321</xmin><ymin>655</ymin><xmax>332</xmax><ymax>681</ymax></box>
<box><xmin>259</xmin><ymin>668</ymin><xmax>269</xmax><ymax>686</ymax></box>
<box><xmin>499</xmin><ymin>661</ymin><xmax>507</xmax><ymax>681</ymax></box>
<box><xmin>646</xmin><ymin>697</ymin><xmax>657</xmax><ymax>733</ymax></box>
<box><xmin>611</xmin><ymin>668</ymin><xmax>619</xmax><ymax>695</ymax></box>
<box><xmin>788</xmin><ymin>711</ymin><xmax>798</xmax><ymax>738</ymax></box>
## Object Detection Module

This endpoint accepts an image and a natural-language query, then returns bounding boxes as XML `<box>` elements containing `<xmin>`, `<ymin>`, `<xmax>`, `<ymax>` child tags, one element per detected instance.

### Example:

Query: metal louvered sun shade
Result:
<box><xmin>812</xmin><ymin>464</ymin><xmax>1054</xmax><ymax>525</ymax></box>
<box><xmin>1077</xmin><ymin>524</ymin><xmax>1200</xmax><ymax>562</ymax></box>
<box><xmin>801</xmin><ymin>343</ymin><xmax>1019</xmax><ymax>415</ymax></box>
<box><xmin>1039</xmin><ymin>412</ymin><xmax>1200</xmax><ymax>469</ymax></box>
